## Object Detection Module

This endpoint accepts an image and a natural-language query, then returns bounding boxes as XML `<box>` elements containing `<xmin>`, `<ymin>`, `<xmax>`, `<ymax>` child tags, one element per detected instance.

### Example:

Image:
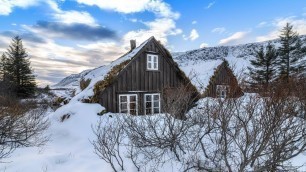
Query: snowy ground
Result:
<box><xmin>1</xmin><ymin>97</ymin><xmax>306</xmax><ymax>171</ymax></box>
<box><xmin>0</xmin><ymin>103</ymin><xmax>107</xmax><ymax>172</ymax></box>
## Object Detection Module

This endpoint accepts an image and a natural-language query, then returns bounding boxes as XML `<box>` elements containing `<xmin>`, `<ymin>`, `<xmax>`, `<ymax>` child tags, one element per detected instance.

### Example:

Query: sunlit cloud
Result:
<box><xmin>200</xmin><ymin>42</ymin><xmax>209</xmax><ymax>48</ymax></box>
<box><xmin>219</xmin><ymin>31</ymin><xmax>251</xmax><ymax>45</ymax></box>
<box><xmin>183</xmin><ymin>29</ymin><xmax>199</xmax><ymax>41</ymax></box>
<box><xmin>0</xmin><ymin>0</ymin><xmax>41</xmax><ymax>15</ymax></box>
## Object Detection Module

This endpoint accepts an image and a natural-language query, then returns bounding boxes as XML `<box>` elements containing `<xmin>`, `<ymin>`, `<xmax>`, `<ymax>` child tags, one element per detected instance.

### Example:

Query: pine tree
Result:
<box><xmin>278</xmin><ymin>23</ymin><xmax>305</xmax><ymax>80</ymax></box>
<box><xmin>248</xmin><ymin>42</ymin><xmax>278</xmax><ymax>91</ymax></box>
<box><xmin>5</xmin><ymin>36</ymin><xmax>36</xmax><ymax>97</ymax></box>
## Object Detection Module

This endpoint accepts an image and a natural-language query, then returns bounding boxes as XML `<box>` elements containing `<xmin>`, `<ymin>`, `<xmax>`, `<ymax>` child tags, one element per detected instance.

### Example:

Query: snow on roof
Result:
<box><xmin>69</xmin><ymin>37</ymin><xmax>153</xmax><ymax>103</ymax></box>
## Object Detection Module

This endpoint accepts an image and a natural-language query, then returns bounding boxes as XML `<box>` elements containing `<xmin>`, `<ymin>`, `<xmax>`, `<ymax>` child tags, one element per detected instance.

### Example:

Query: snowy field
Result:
<box><xmin>1</xmin><ymin>95</ymin><xmax>306</xmax><ymax>172</ymax></box>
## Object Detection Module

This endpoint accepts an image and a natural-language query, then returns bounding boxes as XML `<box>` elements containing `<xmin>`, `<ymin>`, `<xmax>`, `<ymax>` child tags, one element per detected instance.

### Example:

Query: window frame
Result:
<box><xmin>119</xmin><ymin>94</ymin><xmax>138</xmax><ymax>115</ymax></box>
<box><xmin>144</xmin><ymin>93</ymin><xmax>161</xmax><ymax>115</ymax></box>
<box><xmin>146</xmin><ymin>54</ymin><xmax>158</xmax><ymax>70</ymax></box>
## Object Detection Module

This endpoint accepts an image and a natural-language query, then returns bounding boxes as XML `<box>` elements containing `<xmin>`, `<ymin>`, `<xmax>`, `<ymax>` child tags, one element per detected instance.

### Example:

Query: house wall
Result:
<box><xmin>99</xmin><ymin>40</ymin><xmax>186</xmax><ymax>114</ymax></box>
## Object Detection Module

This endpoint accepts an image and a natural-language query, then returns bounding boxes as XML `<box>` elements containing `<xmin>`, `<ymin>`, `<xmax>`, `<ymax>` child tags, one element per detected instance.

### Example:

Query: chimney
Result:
<box><xmin>130</xmin><ymin>40</ymin><xmax>136</xmax><ymax>50</ymax></box>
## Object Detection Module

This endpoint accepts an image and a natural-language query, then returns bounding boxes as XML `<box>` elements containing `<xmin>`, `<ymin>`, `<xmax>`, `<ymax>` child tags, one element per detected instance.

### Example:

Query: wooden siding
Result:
<box><xmin>99</xmin><ymin>39</ymin><xmax>187</xmax><ymax>114</ymax></box>
<box><xmin>204</xmin><ymin>62</ymin><xmax>243</xmax><ymax>98</ymax></box>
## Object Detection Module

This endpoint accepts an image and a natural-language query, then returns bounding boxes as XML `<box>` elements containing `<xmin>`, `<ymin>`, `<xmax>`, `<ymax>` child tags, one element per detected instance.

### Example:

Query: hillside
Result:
<box><xmin>54</xmin><ymin>35</ymin><xmax>306</xmax><ymax>91</ymax></box>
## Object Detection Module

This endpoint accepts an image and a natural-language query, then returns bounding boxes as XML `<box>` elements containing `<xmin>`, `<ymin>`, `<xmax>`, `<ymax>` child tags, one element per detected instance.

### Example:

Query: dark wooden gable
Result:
<box><xmin>98</xmin><ymin>37</ymin><xmax>199</xmax><ymax>114</ymax></box>
<box><xmin>203</xmin><ymin>60</ymin><xmax>243</xmax><ymax>98</ymax></box>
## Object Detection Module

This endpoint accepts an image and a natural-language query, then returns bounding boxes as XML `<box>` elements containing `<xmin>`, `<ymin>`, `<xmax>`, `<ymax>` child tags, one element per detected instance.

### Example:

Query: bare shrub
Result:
<box><xmin>80</xmin><ymin>77</ymin><xmax>91</xmax><ymax>91</ymax></box>
<box><xmin>92</xmin><ymin>118</ymin><xmax>125</xmax><ymax>172</ymax></box>
<box><xmin>0</xmin><ymin>99</ymin><xmax>49</xmax><ymax>162</ymax></box>
<box><xmin>92</xmin><ymin>77</ymin><xmax>306</xmax><ymax>171</ymax></box>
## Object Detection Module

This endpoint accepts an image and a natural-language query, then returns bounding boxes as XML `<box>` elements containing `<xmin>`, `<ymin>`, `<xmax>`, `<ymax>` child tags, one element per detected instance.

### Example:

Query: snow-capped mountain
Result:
<box><xmin>53</xmin><ymin>69</ymin><xmax>93</xmax><ymax>88</ymax></box>
<box><xmin>54</xmin><ymin>35</ymin><xmax>306</xmax><ymax>89</ymax></box>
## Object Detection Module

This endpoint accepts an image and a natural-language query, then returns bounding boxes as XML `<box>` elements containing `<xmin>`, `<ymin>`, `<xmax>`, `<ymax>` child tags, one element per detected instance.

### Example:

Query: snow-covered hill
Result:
<box><xmin>53</xmin><ymin>69</ymin><xmax>92</xmax><ymax>89</ymax></box>
<box><xmin>54</xmin><ymin>35</ymin><xmax>306</xmax><ymax>90</ymax></box>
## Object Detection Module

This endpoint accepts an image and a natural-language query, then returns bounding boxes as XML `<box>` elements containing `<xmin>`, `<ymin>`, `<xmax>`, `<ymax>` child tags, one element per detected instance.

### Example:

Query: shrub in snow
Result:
<box><xmin>0</xmin><ymin>99</ymin><xmax>49</xmax><ymax>161</ymax></box>
<box><xmin>80</xmin><ymin>77</ymin><xmax>91</xmax><ymax>91</ymax></box>
<box><xmin>92</xmin><ymin>79</ymin><xmax>306</xmax><ymax>171</ymax></box>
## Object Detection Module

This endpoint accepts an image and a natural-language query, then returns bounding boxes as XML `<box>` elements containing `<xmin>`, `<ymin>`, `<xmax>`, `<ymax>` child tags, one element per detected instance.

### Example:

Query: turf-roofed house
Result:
<box><xmin>92</xmin><ymin>36</ymin><xmax>199</xmax><ymax>116</ymax></box>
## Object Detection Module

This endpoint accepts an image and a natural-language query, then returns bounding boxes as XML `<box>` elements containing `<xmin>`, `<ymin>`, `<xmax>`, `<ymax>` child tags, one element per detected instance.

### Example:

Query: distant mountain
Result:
<box><xmin>54</xmin><ymin>35</ymin><xmax>306</xmax><ymax>89</ymax></box>
<box><xmin>53</xmin><ymin>69</ymin><xmax>92</xmax><ymax>88</ymax></box>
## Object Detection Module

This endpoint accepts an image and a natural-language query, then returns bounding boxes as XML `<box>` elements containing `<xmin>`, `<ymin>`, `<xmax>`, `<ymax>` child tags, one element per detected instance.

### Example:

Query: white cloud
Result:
<box><xmin>219</xmin><ymin>31</ymin><xmax>250</xmax><ymax>45</ymax></box>
<box><xmin>146</xmin><ymin>0</ymin><xmax>180</xmax><ymax>19</ymax></box>
<box><xmin>47</xmin><ymin>0</ymin><xmax>97</xmax><ymax>25</ymax></box>
<box><xmin>0</xmin><ymin>0</ymin><xmax>41</xmax><ymax>15</ymax></box>
<box><xmin>75</xmin><ymin>0</ymin><xmax>181</xmax><ymax>47</ymax></box>
<box><xmin>256</xmin><ymin>16</ymin><xmax>306</xmax><ymax>42</ymax></box>
<box><xmin>256</xmin><ymin>21</ymin><xmax>267</xmax><ymax>28</ymax></box>
<box><xmin>76</xmin><ymin>0</ymin><xmax>179</xmax><ymax>19</ymax></box>
<box><xmin>192</xmin><ymin>20</ymin><xmax>197</xmax><ymax>24</ymax></box>
<box><xmin>200</xmin><ymin>43</ymin><xmax>209</xmax><ymax>48</ymax></box>
<box><xmin>183</xmin><ymin>29</ymin><xmax>199</xmax><ymax>41</ymax></box>
<box><xmin>205</xmin><ymin>1</ymin><xmax>215</xmax><ymax>9</ymax></box>
<box><xmin>190</xmin><ymin>29</ymin><xmax>199</xmax><ymax>40</ymax></box>
<box><xmin>124</xmin><ymin>18</ymin><xmax>182</xmax><ymax>46</ymax></box>
<box><xmin>53</xmin><ymin>11</ymin><xmax>97</xmax><ymax>25</ymax></box>
<box><xmin>212</xmin><ymin>27</ymin><xmax>226</xmax><ymax>34</ymax></box>
<box><xmin>76</xmin><ymin>0</ymin><xmax>150</xmax><ymax>14</ymax></box>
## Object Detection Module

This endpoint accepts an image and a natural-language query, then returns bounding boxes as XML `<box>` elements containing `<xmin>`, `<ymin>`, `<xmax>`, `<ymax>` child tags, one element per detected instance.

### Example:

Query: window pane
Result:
<box><xmin>153</xmin><ymin>108</ymin><xmax>160</xmax><ymax>113</ymax></box>
<box><xmin>130</xmin><ymin>102</ymin><xmax>136</xmax><ymax>110</ymax></box>
<box><xmin>121</xmin><ymin>109</ymin><xmax>128</xmax><ymax>113</ymax></box>
<box><xmin>153</xmin><ymin>101</ymin><xmax>159</xmax><ymax>108</ymax></box>
<box><xmin>130</xmin><ymin>109</ymin><xmax>136</xmax><ymax>115</ymax></box>
<box><xmin>146</xmin><ymin>109</ymin><xmax>151</xmax><ymax>114</ymax></box>
<box><xmin>130</xmin><ymin>95</ymin><xmax>136</xmax><ymax>102</ymax></box>
<box><xmin>148</xmin><ymin>56</ymin><xmax>151</xmax><ymax>61</ymax></box>
<box><xmin>120</xmin><ymin>103</ymin><xmax>127</xmax><ymax>111</ymax></box>
<box><xmin>154</xmin><ymin>63</ymin><xmax>157</xmax><ymax>69</ymax></box>
<box><xmin>120</xmin><ymin>96</ymin><xmax>127</xmax><ymax>102</ymax></box>
<box><xmin>146</xmin><ymin>95</ymin><xmax>152</xmax><ymax>101</ymax></box>
<box><xmin>153</xmin><ymin>95</ymin><xmax>159</xmax><ymax>101</ymax></box>
<box><xmin>148</xmin><ymin>63</ymin><xmax>152</xmax><ymax>69</ymax></box>
<box><xmin>153</xmin><ymin>56</ymin><xmax>157</xmax><ymax>62</ymax></box>
<box><xmin>146</xmin><ymin>102</ymin><xmax>152</xmax><ymax>109</ymax></box>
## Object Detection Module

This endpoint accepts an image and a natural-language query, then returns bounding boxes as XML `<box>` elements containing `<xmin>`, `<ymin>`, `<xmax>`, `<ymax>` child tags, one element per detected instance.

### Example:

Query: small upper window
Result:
<box><xmin>216</xmin><ymin>85</ymin><xmax>228</xmax><ymax>98</ymax></box>
<box><xmin>147</xmin><ymin>54</ymin><xmax>158</xmax><ymax>70</ymax></box>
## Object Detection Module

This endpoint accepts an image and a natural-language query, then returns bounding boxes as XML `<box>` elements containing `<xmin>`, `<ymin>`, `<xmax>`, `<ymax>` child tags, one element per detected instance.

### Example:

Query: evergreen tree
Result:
<box><xmin>278</xmin><ymin>23</ymin><xmax>305</xmax><ymax>80</ymax></box>
<box><xmin>5</xmin><ymin>36</ymin><xmax>36</xmax><ymax>97</ymax></box>
<box><xmin>248</xmin><ymin>43</ymin><xmax>278</xmax><ymax>91</ymax></box>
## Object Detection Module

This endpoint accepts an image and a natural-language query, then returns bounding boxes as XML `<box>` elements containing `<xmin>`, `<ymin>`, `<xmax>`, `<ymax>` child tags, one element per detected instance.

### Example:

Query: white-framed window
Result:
<box><xmin>216</xmin><ymin>85</ymin><xmax>228</xmax><ymax>98</ymax></box>
<box><xmin>147</xmin><ymin>54</ymin><xmax>158</xmax><ymax>70</ymax></box>
<box><xmin>119</xmin><ymin>94</ymin><xmax>138</xmax><ymax>115</ymax></box>
<box><xmin>144</xmin><ymin>93</ymin><xmax>160</xmax><ymax>115</ymax></box>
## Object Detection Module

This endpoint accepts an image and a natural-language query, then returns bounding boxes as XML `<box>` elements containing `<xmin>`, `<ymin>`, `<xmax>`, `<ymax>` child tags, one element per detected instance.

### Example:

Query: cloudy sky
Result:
<box><xmin>0</xmin><ymin>0</ymin><xmax>305</xmax><ymax>86</ymax></box>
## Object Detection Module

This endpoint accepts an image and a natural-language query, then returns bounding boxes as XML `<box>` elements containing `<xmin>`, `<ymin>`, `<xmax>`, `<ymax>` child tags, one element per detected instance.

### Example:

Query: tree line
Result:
<box><xmin>248</xmin><ymin>23</ymin><xmax>306</xmax><ymax>92</ymax></box>
<box><xmin>0</xmin><ymin>36</ymin><xmax>36</xmax><ymax>98</ymax></box>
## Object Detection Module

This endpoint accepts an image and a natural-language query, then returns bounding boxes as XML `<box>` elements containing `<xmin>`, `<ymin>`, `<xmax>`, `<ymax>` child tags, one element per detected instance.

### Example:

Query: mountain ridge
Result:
<box><xmin>54</xmin><ymin>35</ymin><xmax>306</xmax><ymax>88</ymax></box>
